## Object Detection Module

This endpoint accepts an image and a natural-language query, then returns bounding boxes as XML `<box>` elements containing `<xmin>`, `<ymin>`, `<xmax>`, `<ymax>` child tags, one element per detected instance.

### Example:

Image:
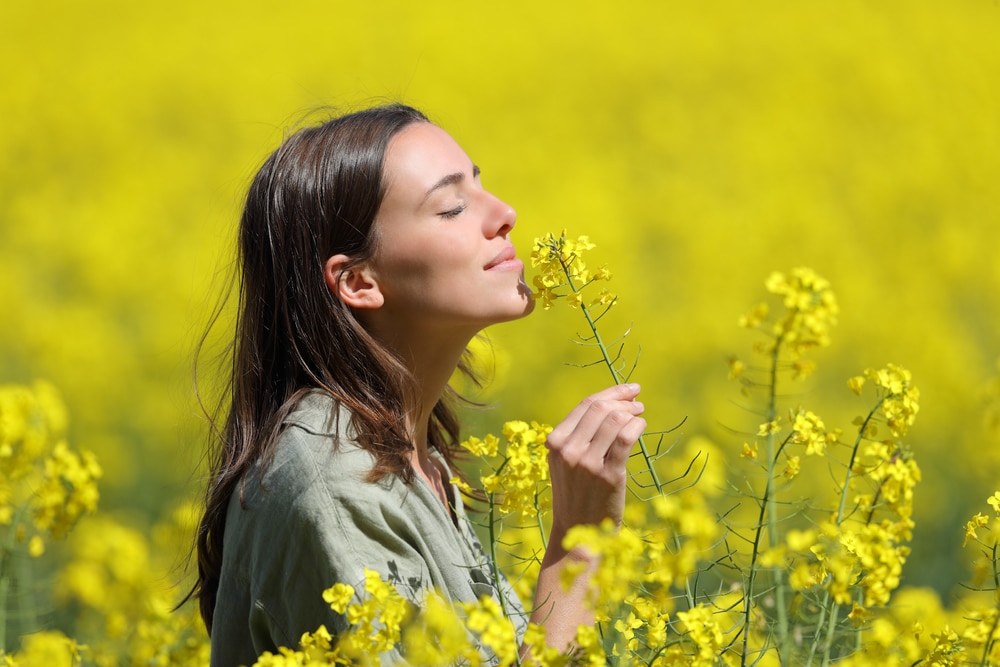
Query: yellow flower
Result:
<box><xmin>759</xmin><ymin>545</ymin><xmax>787</xmax><ymax>567</ymax></box>
<box><xmin>462</xmin><ymin>596</ymin><xmax>518</xmax><ymax>666</ymax></box>
<box><xmin>965</xmin><ymin>512</ymin><xmax>990</xmax><ymax>547</ymax></box>
<box><xmin>783</xmin><ymin>455</ymin><xmax>801</xmax><ymax>478</ymax></box>
<box><xmin>863</xmin><ymin>364</ymin><xmax>920</xmax><ymax>437</ymax></box>
<box><xmin>676</xmin><ymin>605</ymin><xmax>726</xmax><ymax>665</ymax></box>
<box><xmin>460</xmin><ymin>434</ymin><xmax>500</xmax><ymax>457</ymax></box>
<box><xmin>757</xmin><ymin>419</ymin><xmax>781</xmax><ymax>436</ymax></box>
<box><xmin>738</xmin><ymin>302</ymin><xmax>769</xmax><ymax>330</ymax></box>
<box><xmin>402</xmin><ymin>593</ymin><xmax>482</xmax><ymax>667</ymax></box>
<box><xmin>322</xmin><ymin>582</ymin><xmax>355</xmax><ymax>613</ymax></box>
<box><xmin>789</xmin><ymin>562</ymin><xmax>825</xmax><ymax>591</ymax></box>
<box><xmin>590</xmin><ymin>287</ymin><xmax>615</xmax><ymax>309</ymax></box>
<box><xmin>574</xmin><ymin>625</ymin><xmax>606</xmax><ymax>667</ymax></box>
<box><xmin>479</xmin><ymin>421</ymin><xmax>553</xmax><ymax>520</ymax></box>
<box><xmin>791</xmin><ymin>359</ymin><xmax>816</xmax><ymax>380</ymax></box>
<box><xmin>3</xmin><ymin>630</ymin><xmax>83</xmax><ymax>666</ymax></box>
<box><xmin>847</xmin><ymin>602</ymin><xmax>870</xmax><ymax>626</ymax></box>
<box><xmin>922</xmin><ymin>626</ymin><xmax>965</xmax><ymax>666</ymax></box>
<box><xmin>761</xmin><ymin>268</ymin><xmax>839</xmax><ymax>359</ymax></box>
<box><xmin>786</xmin><ymin>529</ymin><xmax>818</xmax><ymax>553</ymax></box>
<box><xmin>790</xmin><ymin>409</ymin><xmax>828</xmax><ymax>455</ymax></box>
<box><xmin>530</xmin><ymin>231</ymin><xmax>614</xmax><ymax>311</ymax></box>
<box><xmin>449</xmin><ymin>476</ymin><xmax>473</xmax><ymax>495</ymax></box>
<box><xmin>988</xmin><ymin>491</ymin><xmax>1000</xmax><ymax>515</ymax></box>
<box><xmin>28</xmin><ymin>534</ymin><xmax>45</xmax><ymax>557</ymax></box>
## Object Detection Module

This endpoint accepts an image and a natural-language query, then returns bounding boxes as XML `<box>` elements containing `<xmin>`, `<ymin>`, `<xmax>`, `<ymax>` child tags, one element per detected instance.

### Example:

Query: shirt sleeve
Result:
<box><xmin>210</xmin><ymin>402</ymin><xmax>527</xmax><ymax>667</ymax></box>
<box><xmin>240</xmin><ymin>430</ymin><xmax>434</xmax><ymax>657</ymax></box>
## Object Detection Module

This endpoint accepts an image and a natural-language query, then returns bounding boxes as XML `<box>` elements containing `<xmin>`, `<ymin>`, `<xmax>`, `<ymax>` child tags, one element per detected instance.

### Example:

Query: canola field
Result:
<box><xmin>2</xmin><ymin>0</ymin><xmax>999</xmax><ymax>657</ymax></box>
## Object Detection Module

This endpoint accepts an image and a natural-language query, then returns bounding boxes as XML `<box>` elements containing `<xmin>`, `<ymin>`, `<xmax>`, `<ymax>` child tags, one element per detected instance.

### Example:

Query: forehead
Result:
<box><xmin>382</xmin><ymin>122</ymin><xmax>473</xmax><ymax>192</ymax></box>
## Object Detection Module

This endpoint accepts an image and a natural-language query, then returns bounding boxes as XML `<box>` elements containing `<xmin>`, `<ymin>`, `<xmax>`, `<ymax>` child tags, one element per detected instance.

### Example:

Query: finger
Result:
<box><xmin>580</xmin><ymin>411</ymin><xmax>645</xmax><ymax>469</ymax></box>
<box><xmin>602</xmin><ymin>416</ymin><xmax>647</xmax><ymax>472</ymax></box>
<box><xmin>551</xmin><ymin>397</ymin><xmax>644</xmax><ymax>459</ymax></box>
<box><xmin>547</xmin><ymin>384</ymin><xmax>642</xmax><ymax>446</ymax></box>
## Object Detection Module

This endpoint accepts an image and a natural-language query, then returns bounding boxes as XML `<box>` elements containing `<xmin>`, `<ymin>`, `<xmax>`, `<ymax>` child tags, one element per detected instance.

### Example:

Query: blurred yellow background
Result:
<box><xmin>2</xmin><ymin>0</ymin><xmax>998</xmax><ymax>600</ymax></box>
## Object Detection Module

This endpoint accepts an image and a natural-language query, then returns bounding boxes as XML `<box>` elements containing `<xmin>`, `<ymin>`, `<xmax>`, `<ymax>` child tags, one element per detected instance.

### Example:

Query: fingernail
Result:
<box><xmin>626</xmin><ymin>383</ymin><xmax>640</xmax><ymax>391</ymax></box>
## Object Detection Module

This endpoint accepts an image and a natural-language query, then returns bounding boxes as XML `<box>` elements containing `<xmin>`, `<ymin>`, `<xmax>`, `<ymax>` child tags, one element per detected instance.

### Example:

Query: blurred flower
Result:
<box><xmin>741</xmin><ymin>268</ymin><xmax>838</xmax><ymax>361</ymax></box>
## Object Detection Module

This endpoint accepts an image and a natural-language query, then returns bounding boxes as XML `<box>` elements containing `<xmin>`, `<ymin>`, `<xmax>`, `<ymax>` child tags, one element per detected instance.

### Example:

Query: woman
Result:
<box><xmin>192</xmin><ymin>104</ymin><xmax>646</xmax><ymax>666</ymax></box>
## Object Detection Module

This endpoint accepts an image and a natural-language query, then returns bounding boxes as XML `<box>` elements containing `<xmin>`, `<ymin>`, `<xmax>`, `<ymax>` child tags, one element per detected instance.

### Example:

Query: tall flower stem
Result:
<box><xmin>802</xmin><ymin>400</ymin><xmax>883</xmax><ymax>667</ymax></box>
<box><xmin>979</xmin><ymin>539</ymin><xmax>1000</xmax><ymax>667</ymax></box>
<box><xmin>0</xmin><ymin>505</ymin><xmax>29</xmax><ymax>652</ymax></box>
<box><xmin>554</xmin><ymin>250</ymin><xmax>664</xmax><ymax>495</ymax></box>
<box><xmin>763</xmin><ymin>338</ymin><xmax>791</xmax><ymax>663</ymax></box>
<box><xmin>0</xmin><ymin>545</ymin><xmax>9</xmax><ymax>652</ymax></box>
<box><xmin>738</xmin><ymin>333</ymin><xmax>794</xmax><ymax>666</ymax></box>
<box><xmin>485</xmin><ymin>489</ymin><xmax>524</xmax><ymax>667</ymax></box>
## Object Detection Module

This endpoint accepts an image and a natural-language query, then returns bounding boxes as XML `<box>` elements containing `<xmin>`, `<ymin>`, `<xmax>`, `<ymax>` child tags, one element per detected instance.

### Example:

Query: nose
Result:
<box><xmin>486</xmin><ymin>192</ymin><xmax>516</xmax><ymax>238</ymax></box>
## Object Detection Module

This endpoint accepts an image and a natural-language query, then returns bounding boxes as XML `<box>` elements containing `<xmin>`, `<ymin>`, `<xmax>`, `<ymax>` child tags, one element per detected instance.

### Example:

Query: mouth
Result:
<box><xmin>484</xmin><ymin>245</ymin><xmax>523</xmax><ymax>272</ymax></box>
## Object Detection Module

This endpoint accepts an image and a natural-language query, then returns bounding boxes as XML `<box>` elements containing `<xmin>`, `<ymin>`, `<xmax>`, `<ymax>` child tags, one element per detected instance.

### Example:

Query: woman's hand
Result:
<box><xmin>526</xmin><ymin>384</ymin><xmax>646</xmax><ymax>654</ymax></box>
<box><xmin>546</xmin><ymin>383</ymin><xmax>646</xmax><ymax>540</ymax></box>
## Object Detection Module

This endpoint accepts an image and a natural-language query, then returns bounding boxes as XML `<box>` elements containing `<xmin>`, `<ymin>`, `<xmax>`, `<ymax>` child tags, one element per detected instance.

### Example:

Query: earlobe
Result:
<box><xmin>324</xmin><ymin>254</ymin><xmax>384</xmax><ymax>310</ymax></box>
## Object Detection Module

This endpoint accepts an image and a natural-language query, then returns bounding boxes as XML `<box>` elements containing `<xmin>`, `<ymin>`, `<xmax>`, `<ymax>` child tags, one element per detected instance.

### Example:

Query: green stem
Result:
<box><xmin>741</xmin><ymin>470</ymin><xmax>774</xmax><ymax>666</ymax></box>
<box><xmin>555</xmin><ymin>246</ymin><xmax>664</xmax><ymax>494</ymax></box>
<box><xmin>835</xmin><ymin>400</ymin><xmax>884</xmax><ymax>525</ymax></box>
<box><xmin>486</xmin><ymin>491</ymin><xmax>523</xmax><ymax>666</ymax></box>
<box><xmin>0</xmin><ymin>547</ymin><xmax>9</xmax><ymax>653</ymax></box>
<box><xmin>804</xmin><ymin>601</ymin><xmax>829</xmax><ymax>667</ymax></box>
<box><xmin>979</xmin><ymin>540</ymin><xmax>1000</xmax><ymax>667</ymax></box>
<box><xmin>762</xmin><ymin>339</ymin><xmax>790</xmax><ymax>664</ymax></box>
<box><xmin>0</xmin><ymin>506</ymin><xmax>31</xmax><ymax>653</ymax></box>
<box><xmin>535</xmin><ymin>495</ymin><xmax>549</xmax><ymax>552</ymax></box>
<box><xmin>820</xmin><ymin>605</ymin><xmax>842</xmax><ymax>667</ymax></box>
<box><xmin>804</xmin><ymin>400</ymin><xmax>886</xmax><ymax>665</ymax></box>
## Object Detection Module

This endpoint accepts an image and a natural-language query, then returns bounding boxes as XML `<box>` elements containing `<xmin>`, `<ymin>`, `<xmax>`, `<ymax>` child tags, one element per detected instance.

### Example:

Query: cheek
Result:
<box><xmin>376</xmin><ymin>244</ymin><xmax>475</xmax><ymax>302</ymax></box>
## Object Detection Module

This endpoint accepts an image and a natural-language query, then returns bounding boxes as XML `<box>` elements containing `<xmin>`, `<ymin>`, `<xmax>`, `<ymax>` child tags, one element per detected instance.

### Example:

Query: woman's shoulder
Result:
<box><xmin>280</xmin><ymin>389</ymin><xmax>353</xmax><ymax>438</ymax></box>
<box><xmin>259</xmin><ymin>390</ymin><xmax>389</xmax><ymax>498</ymax></box>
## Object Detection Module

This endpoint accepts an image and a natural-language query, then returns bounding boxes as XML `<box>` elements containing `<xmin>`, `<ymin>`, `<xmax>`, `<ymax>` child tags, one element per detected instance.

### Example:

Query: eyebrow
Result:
<box><xmin>421</xmin><ymin>165</ymin><xmax>481</xmax><ymax>205</ymax></box>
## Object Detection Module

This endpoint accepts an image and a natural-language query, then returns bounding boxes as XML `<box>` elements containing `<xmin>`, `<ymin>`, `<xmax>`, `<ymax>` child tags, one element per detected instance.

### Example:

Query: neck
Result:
<box><xmin>360</xmin><ymin>307</ymin><xmax>481</xmax><ymax>469</ymax></box>
<box><xmin>388</xmin><ymin>328</ymin><xmax>475</xmax><ymax>459</ymax></box>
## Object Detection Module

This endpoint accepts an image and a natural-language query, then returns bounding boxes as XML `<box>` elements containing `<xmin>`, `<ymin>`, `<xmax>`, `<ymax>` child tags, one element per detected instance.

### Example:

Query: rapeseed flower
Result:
<box><xmin>461</xmin><ymin>597</ymin><xmax>518</xmax><ymax>667</ymax></box>
<box><xmin>530</xmin><ymin>232</ymin><xmax>614</xmax><ymax>311</ymax></box>
<box><xmin>740</xmin><ymin>268</ymin><xmax>838</xmax><ymax>361</ymax></box>
<box><xmin>472</xmin><ymin>420</ymin><xmax>553</xmax><ymax>520</ymax></box>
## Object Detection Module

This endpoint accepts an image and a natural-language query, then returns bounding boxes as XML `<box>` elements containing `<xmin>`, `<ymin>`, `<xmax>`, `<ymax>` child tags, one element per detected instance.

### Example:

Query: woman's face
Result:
<box><xmin>364</xmin><ymin>122</ymin><xmax>534</xmax><ymax>338</ymax></box>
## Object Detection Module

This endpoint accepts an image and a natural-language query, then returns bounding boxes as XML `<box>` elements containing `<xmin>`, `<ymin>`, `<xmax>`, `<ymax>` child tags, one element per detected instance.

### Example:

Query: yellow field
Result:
<box><xmin>2</xmin><ymin>0</ymin><xmax>998</xmax><ymax>642</ymax></box>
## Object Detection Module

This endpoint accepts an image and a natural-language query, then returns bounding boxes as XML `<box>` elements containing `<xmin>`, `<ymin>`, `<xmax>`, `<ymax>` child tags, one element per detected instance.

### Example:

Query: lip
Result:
<box><xmin>484</xmin><ymin>245</ymin><xmax>523</xmax><ymax>272</ymax></box>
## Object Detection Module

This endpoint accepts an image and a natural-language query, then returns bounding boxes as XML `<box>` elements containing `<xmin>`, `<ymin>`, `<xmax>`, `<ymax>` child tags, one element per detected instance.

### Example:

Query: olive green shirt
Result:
<box><xmin>210</xmin><ymin>392</ymin><xmax>527</xmax><ymax>666</ymax></box>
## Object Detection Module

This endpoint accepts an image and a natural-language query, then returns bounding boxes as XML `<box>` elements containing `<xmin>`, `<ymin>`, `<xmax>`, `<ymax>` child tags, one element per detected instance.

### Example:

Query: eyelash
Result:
<box><xmin>440</xmin><ymin>204</ymin><xmax>466</xmax><ymax>219</ymax></box>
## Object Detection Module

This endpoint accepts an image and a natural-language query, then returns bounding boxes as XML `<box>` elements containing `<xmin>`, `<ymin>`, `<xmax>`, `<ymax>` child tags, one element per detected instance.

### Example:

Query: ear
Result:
<box><xmin>324</xmin><ymin>254</ymin><xmax>384</xmax><ymax>310</ymax></box>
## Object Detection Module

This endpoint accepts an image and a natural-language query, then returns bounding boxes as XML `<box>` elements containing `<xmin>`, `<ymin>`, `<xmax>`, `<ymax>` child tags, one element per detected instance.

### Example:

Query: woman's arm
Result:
<box><xmin>528</xmin><ymin>383</ymin><xmax>647</xmax><ymax>651</ymax></box>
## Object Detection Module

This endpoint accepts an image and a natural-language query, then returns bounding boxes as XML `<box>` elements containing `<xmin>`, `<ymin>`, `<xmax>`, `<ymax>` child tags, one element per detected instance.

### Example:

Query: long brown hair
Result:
<box><xmin>189</xmin><ymin>104</ymin><xmax>473</xmax><ymax>633</ymax></box>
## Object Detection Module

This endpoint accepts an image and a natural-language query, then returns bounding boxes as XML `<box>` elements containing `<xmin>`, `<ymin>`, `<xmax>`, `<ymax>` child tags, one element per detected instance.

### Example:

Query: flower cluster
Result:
<box><xmin>52</xmin><ymin>507</ymin><xmax>209</xmax><ymax>667</ymax></box>
<box><xmin>723</xmin><ymin>268</ymin><xmax>929</xmax><ymax>663</ymax></box>
<box><xmin>1</xmin><ymin>382</ymin><xmax>102</xmax><ymax>554</ymax></box>
<box><xmin>955</xmin><ymin>492</ymin><xmax>1000</xmax><ymax>665</ymax></box>
<box><xmin>1</xmin><ymin>381</ymin><xmax>104</xmax><ymax>658</ymax></box>
<box><xmin>3</xmin><ymin>248</ymin><xmax>996</xmax><ymax>667</ymax></box>
<box><xmin>253</xmin><ymin>572</ymin><xmax>532</xmax><ymax>667</ymax></box>
<box><xmin>738</xmin><ymin>267</ymin><xmax>839</xmax><ymax>361</ymax></box>
<box><xmin>461</xmin><ymin>420</ymin><xmax>553</xmax><ymax>521</ymax></box>
<box><xmin>1</xmin><ymin>498</ymin><xmax>209</xmax><ymax>666</ymax></box>
<box><xmin>530</xmin><ymin>231</ymin><xmax>614</xmax><ymax>311</ymax></box>
<box><xmin>849</xmin><ymin>364</ymin><xmax>921</xmax><ymax>438</ymax></box>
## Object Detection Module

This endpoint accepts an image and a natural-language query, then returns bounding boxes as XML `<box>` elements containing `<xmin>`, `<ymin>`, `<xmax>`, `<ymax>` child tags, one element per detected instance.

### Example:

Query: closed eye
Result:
<box><xmin>440</xmin><ymin>204</ymin><xmax>466</xmax><ymax>219</ymax></box>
